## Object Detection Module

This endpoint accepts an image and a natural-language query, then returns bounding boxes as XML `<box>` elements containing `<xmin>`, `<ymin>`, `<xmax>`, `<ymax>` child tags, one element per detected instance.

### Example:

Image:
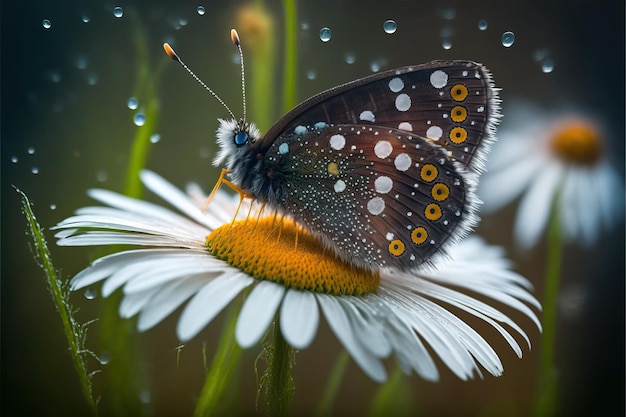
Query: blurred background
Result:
<box><xmin>2</xmin><ymin>1</ymin><xmax>624</xmax><ymax>416</ymax></box>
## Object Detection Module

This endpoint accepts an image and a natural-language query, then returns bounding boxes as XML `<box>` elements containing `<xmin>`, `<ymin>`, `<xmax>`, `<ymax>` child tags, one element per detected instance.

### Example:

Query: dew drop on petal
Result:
<box><xmin>383</xmin><ymin>19</ymin><xmax>397</xmax><ymax>34</ymax></box>
<box><xmin>478</xmin><ymin>20</ymin><xmax>488</xmax><ymax>30</ymax></box>
<box><xmin>319</xmin><ymin>27</ymin><xmax>331</xmax><ymax>42</ymax></box>
<box><xmin>502</xmin><ymin>31</ymin><xmax>515</xmax><ymax>47</ymax></box>
<box><xmin>84</xmin><ymin>288</ymin><xmax>97</xmax><ymax>299</ymax></box>
<box><xmin>306</xmin><ymin>69</ymin><xmax>317</xmax><ymax>80</ymax></box>
<box><xmin>31</xmin><ymin>167</ymin><xmax>39</xmax><ymax>174</ymax></box>
<box><xmin>127</xmin><ymin>97</ymin><xmax>138</xmax><ymax>110</ymax></box>
<box><xmin>197</xmin><ymin>6</ymin><xmax>206</xmax><ymax>16</ymax></box>
<box><xmin>42</xmin><ymin>19</ymin><xmax>52</xmax><ymax>29</ymax></box>
<box><xmin>150</xmin><ymin>133</ymin><xmax>161</xmax><ymax>143</ymax></box>
<box><xmin>113</xmin><ymin>7</ymin><xmax>123</xmax><ymax>18</ymax></box>
<box><xmin>541</xmin><ymin>58</ymin><xmax>555</xmax><ymax>73</ymax></box>
<box><xmin>133</xmin><ymin>112</ymin><xmax>146</xmax><ymax>126</ymax></box>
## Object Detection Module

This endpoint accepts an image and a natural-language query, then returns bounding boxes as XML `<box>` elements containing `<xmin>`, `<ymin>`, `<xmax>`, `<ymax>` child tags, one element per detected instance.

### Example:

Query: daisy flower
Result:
<box><xmin>479</xmin><ymin>104</ymin><xmax>625</xmax><ymax>248</ymax></box>
<box><xmin>54</xmin><ymin>170</ymin><xmax>540</xmax><ymax>382</ymax></box>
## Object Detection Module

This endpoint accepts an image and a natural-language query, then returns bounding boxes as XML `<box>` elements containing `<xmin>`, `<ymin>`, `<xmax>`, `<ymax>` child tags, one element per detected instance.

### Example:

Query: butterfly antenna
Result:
<box><xmin>230</xmin><ymin>29</ymin><xmax>247</xmax><ymax>123</ymax></box>
<box><xmin>163</xmin><ymin>42</ymin><xmax>236</xmax><ymax>120</ymax></box>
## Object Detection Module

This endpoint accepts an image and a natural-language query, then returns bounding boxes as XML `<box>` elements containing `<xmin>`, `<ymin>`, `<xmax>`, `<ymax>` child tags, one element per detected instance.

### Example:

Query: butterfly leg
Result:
<box><xmin>203</xmin><ymin>169</ymin><xmax>254</xmax><ymax>213</ymax></box>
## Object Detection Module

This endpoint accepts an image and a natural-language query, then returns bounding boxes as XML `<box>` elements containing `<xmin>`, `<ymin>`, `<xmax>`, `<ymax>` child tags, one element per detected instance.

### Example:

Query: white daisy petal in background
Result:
<box><xmin>479</xmin><ymin>103</ymin><xmax>625</xmax><ymax>248</ymax></box>
<box><xmin>54</xmin><ymin>170</ymin><xmax>540</xmax><ymax>383</ymax></box>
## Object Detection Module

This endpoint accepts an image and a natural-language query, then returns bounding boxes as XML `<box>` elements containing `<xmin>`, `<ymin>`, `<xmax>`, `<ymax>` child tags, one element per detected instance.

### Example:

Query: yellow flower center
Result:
<box><xmin>550</xmin><ymin>120</ymin><xmax>603</xmax><ymax>165</ymax></box>
<box><xmin>205</xmin><ymin>217</ymin><xmax>380</xmax><ymax>296</ymax></box>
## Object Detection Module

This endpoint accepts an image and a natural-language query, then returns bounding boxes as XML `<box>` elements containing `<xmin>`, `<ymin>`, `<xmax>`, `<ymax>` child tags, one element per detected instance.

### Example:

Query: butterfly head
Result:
<box><xmin>214</xmin><ymin>118</ymin><xmax>261</xmax><ymax>168</ymax></box>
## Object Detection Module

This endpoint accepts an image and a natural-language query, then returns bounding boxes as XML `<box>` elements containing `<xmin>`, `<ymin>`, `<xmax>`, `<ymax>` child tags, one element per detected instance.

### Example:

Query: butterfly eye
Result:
<box><xmin>234</xmin><ymin>131</ymin><xmax>249</xmax><ymax>146</ymax></box>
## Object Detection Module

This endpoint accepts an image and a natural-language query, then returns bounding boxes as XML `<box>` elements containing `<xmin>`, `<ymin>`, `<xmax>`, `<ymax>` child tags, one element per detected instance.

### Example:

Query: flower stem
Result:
<box><xmin>368</xmin><ymin>367</ymin><xmax>412</xmax><ymax>417</ymax></box>
<box><xmin>19</xmin><ymin>189</ymin><xmax>98</xmax><ymax>416</ymax></box>
<box><xmin>315</xmin><ymin>350</ymin><xmax>350</xmax><ymax>417</ymax></box>
<box><xmin>193</xmin><ymin>302</ymin><xmax>244</xmax><ymax>417</ymax></box>
<box><xmin>532</xmin><ymin>196</ymin><xmax>563</xmax><ymax>417</ymax></box>
<box><xmin>263</xmin><ymin>320</ymin><xmax>295</xmax><ymax>417</ymax></box>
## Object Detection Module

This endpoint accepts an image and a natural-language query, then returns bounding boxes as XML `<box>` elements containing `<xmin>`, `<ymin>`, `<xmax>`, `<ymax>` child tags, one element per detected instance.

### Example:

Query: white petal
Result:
<box><xmin>235</xmin><ymin>281</ymin><xmax>284</xmax><ymax>348</ymax></box>
<box><xmin>119</xmin><ymin>286</ymin><xmax>161</xmax><ymax>318</ymax></box>
<box><xmin>137</xmin><ymin>276</ymin><xmax>209</xmax><ymax>331</ymax></box>
<box><xmin>141</xmin><ymin>170</ymin><xmax>221</xmax><ymax>230</ymax></box>
<box><xmin>480</xmin><ymin>155</ymin><xmax>542</xmax><ymax>212</ymax></box>
<box><xmin>514</xmin><ymin>162</ymin><xmax>563</xmax><ymax>248</ymax></box>
<box><xmin>338</xmin><ymin>297</ymin><xmax>391</xmax><ymax>358</ymax></box>
<box><xmin>280</xmin><ymin>290</ymin><xmax>319</xmax><ymax>349</ymax></box>
<box><xmin>177</xmin><ymin>272</ymin><xmax>253</xmax><ymax>341</ymax></box>
<box><xmin>316</xmin><ymin>294</ymin><xmax>387</xmax><ymax>382</ymax></box>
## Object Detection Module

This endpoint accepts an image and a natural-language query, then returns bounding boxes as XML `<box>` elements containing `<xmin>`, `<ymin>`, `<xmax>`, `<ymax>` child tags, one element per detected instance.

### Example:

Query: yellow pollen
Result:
<box><xmin>205</xmin><ymin>217</ymin><xmax>380</xmax><ymax>296</ymax></box>
<box><xmin>550</xmin><ymin>120</ymin><xmax>603</xmax><ymax>165</ymax></box>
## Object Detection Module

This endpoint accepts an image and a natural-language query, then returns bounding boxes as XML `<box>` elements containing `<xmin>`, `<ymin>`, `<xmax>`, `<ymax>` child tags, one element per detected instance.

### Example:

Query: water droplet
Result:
<box><xmin>150</xmin><ymin>133</ymin><xmax>161</xmax><ymax>143</ymax></box>
<box><xmin>84</xmin><ymin>288</ymin><xmax>97</xmax><ymax>299</ymax></box>
<box><xmin>86</xmin><ymin>73</ymin><xmax>98</xmax><ymax>85</ymax></box>
<box><xmin>74</xmin><ymin>56</ymin><xmax>88</xmax><ymax>70</ymax></box>
<box><xmin>139</xmin><ymin>390</ymin><xmax>152</xmax><ymax>404</ymax></box>
<box><xmin>439</xmin><ymin>8</ymin><xmax>456</xmax><ymax>20</ymax></box>
<box><xmin>113</xmin><ymin>7</ymin><xmax>123</xmax><ymax>18</ymax></box>
<box><xmin>82</xmin><ymin>15</ymin><xmax>90</xmax><ymax>23</ymax></box>
<box><xmin>11</xmin><ymin>156</ymin><xmax>18</xmax><ymax>163</ymax></box>
<box><xmin>306</xmin><ymin>70</ymin><xmax>317</xmax><ymax>80</ymax></box>
<box><xmin>31</xmin><ymin>167</ymin><xmax>39</xmax><ymax>175</ymax></box>
<box><xmin>97</xmin><ymin>170</ymin><xmax>108</xmax><ymax>182</ymax></box>
<box><xmin>301</xmin><ymin>22</ymin><xmax>310</xmax><ymax>30</ymax></box>
<box><xmin>197</xmin><ymin>6</ymin><xmax>205</xmax><ymax>15</ymax></box>
<box><xmin>99</xmin><ymin>351</ymin><xmax>111</xmax><ymax>365</ymax></box>
<box><xmin>50</xmin><ymin>204</ymin><xmax>57</xmax><ymax>210</ymax></box>
<box><xmin>319</xmin><ymin>27</ymin><xmax>331</xmax><ymax>42</ymax></box>
<box><xmin>442</xmin><ymin>39</ymin><xmax>452</xmax><ymax>50</ymax></box>
<box><xmin>47</xmin><ymin>71</ymin><xmax>62</xmax><ymax>83</ymax></box>
<box><xmin>27</xmin><ymin>146</ymin><xmax>35</xmax><ymax>155</ymax></box>
<box><xmin>133</xmin><ymin>112</ymin><xmax>146</xmax><ymax>126</ymax></box>
<box><xmin>370</xmin><ymin>62</ymin><xmax>381</xmax><ymax>73</ymax></box>
<box><xmin>383</xmin><ymin>20</ymin><xmax>397</xmax><ymax>34</ymax></box>
<box><xmin>478</xmin><ymin>20</ymin><xmax>488</xmax><ymax>30</ymax></box>
<box><xmin>344</xmin><ymin>52</ymin><xmax>356</xmax><ymax>64</ymax></box>
<box><xmin>127</xmin><ymin>97</ymin><xmax>138</xmax><ymax>110</ymax></box>
<box><xmin>502</xmin><ymin>31</ymin><xmax>515</xmax><ymax>47</ymax></box>
<box><xmin>541</xmin><ymin>58</ymin><xmax>555</xmax><ymax>73</ymax></box>
<box><xmin>42</xmin><ymin>19</ymin><xmax>52</xmax><ymax>29</ymax></box>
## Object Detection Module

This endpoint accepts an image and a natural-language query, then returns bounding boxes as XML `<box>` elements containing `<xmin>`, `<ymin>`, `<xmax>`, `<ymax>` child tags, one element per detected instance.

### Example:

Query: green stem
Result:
<box><xmin>19</xmin><ymin>190</ymin><xmax>98</xmax><ymax>416</ymax></box>
<box><xmin>368</xmin><ymin>367</ymin><xmax>411</xmax><ymax>417</ymax></box>
<box><xmin>265</xmin><ymin>321</ymin><xmax>295</xmax><ymax>417</ymax></box>
<box><xmin>193</xmin><ymin>303</ymin><xmax>245</xmax><ymax>417</ymax></box>
<box><xmin>281</xmin><ymin>0</ymin><xmax>298</xmax><ymax>114</ymax></box>
<box><xmin>315</xmin><ymin>350</ymin><xmax>350</xmax><ymax>417</ymax></box>
<box><xmin>533</xmin><ymin>196</ymin><xmax>563</xmax><ymax>417</ymax></box>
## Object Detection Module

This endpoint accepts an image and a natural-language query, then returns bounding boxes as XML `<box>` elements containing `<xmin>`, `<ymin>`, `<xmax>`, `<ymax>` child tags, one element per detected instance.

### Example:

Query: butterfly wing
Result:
<box><xmin>262</xmin><ymin>60</ymin><xmax>499</xmax><ymax>173</ymax></box>
<box><xmin>255</xmin><ymin>124</ymin><xmax>477</xmax><ymax>271</ymax></box>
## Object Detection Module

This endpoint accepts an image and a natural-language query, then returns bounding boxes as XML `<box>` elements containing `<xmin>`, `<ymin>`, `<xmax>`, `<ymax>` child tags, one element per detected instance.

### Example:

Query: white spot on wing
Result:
<box><xmin>359</xmin><ymin>110</ymin><xmax>375</xmax><ymax>122</ymax></box>
<box><xmin>398</xmin><ymin>122</ymin><xmax>413</xmax><ymax>131</ymax></box>
<box><xmin>395</xmin><ymin>94</ymin><xmax>411</xmax><ymax>112</ymax></box>
<box><xmin>367</xmin><ymin>197</ymin><xmax>385</xmax><ymax>215</ymax></box>
<box><xmin>426</xmin><ymin>126</ymin><xmax>443</xmax><ymax>141</ymax></box>
<box><xmin>278</xmin><ymin>143</ymin><xmax>289</xmax><ymax>154</ymax></box>
<box><xmin>394</xmin><ymin>153</ymin><xmax>412</xmax><ymax>171</ymax></box>
<box><xmin>374</xmin><ymin>140</ymin><xmax>393</xmax><ymax>159</ymax></box>
<box><xmin>294</xmin><ymin>125</ymin><xmax>308</xmax><ymax>135</ymax></box>
<box><xmin>430</xmin><ymin>70</ymin><xmax>448</xmax><ymax>88</ymax></box>
<box><xmin>374</xmin><ymin>176</ymin><xmax>393</xmax><ymax>193</ymax></box>
<box><xmin>329</xmin><ymin>134</ymin><xmax>346</xmax><ymax>150</ymax></box>
<box><xmin>334</xmin><ymin>179</ymin><xmax>346</xmax><ymax>192</ymax></box>
<box><xmin>388</xmin><ymin>77</ymin><xmax>404</xmax><ymax>92</ymax></box>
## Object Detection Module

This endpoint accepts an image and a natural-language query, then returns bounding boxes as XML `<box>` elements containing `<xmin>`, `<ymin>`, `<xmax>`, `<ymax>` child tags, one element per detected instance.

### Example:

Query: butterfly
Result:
<box><xmin>164</xmin><ymin>30</ymin><xmax>499</xmax><ymax>273</ymax></box>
